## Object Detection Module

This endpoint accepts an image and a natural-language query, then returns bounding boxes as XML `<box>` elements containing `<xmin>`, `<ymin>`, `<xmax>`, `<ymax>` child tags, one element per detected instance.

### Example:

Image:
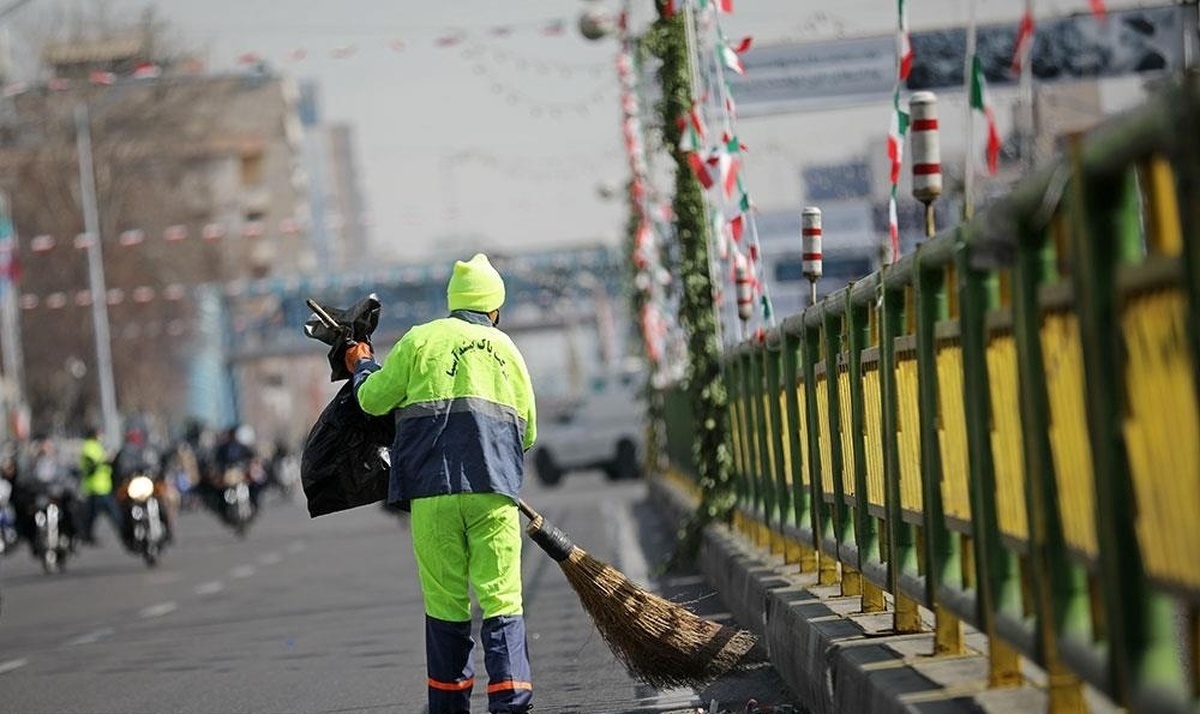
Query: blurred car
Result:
<box><xmin>529</xmin><ymin>367</ymin><xmax>645</xmax><ymax>486</ymax></box>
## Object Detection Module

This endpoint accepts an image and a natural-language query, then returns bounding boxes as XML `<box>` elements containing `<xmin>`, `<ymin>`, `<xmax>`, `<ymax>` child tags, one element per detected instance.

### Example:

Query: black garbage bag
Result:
<box><xmin>300</xmin><ymin>294</ymin><xmax>393</xmax><ymax>517</ymax></box>
<box><xmin>300</xmin><ymin>381</ymin><xmax>394</xmax><ymax>518</ymax></box>
<box><xmin>304</xmin><ymin>293</ymin><xmax>382</xmax><ymax>382</ymax></box>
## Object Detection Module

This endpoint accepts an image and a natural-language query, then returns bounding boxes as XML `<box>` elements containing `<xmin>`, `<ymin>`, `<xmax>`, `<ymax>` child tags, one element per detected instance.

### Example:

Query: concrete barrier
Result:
<box><xmin>648</xmin><ymin>476</ymin><xmax>1120</xmax><ymax>714</ymax></box>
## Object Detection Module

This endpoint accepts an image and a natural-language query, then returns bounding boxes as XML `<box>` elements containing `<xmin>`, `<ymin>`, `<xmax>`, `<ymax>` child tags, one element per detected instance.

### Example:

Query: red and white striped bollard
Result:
<box><xmin>802</xmin><ymin>207</ymin><xmax>822</xmax><ymax>306</ymax></box>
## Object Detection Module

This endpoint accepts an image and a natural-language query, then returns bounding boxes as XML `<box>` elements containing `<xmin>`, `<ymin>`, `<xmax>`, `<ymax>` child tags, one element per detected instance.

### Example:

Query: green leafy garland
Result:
<box><xmin>645</xmin><ymin>1</ymin><xmax>735</xmax><ymax>564</ymax></box>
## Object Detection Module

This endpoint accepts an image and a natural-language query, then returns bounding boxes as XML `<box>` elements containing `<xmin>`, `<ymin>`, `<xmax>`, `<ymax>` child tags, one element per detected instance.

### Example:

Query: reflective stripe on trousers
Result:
<box><xmin>425</xmin><ymin>615</ymin><xmax>532</xmax><ymax>713</ymax></box>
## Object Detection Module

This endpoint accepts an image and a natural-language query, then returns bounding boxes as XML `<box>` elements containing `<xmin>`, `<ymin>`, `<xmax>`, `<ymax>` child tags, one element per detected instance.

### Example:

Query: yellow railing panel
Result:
<box><xmin>837</xmin><ymin>366</ymin><xmax>856</xmax><ymax>497</ymax></box>
<box><xmin>729</xmin><ymin>395</ymin><xmax>747</xmax><ymax>481</ymax></box>
<box><xmin>748</xmin><ymin>392</ymin><xmax>763</xmax><ymax>484</ymax></box>
<box><xmin>815</xmin><ymin>375</ymin><xmax>835</xmax><ymax>497</ymax></box>
<box><xmin>986</xmin><ymin>332</ymin><xmax>1030</xmax><ymax>542</ymax></box>
<box><xmin>895</xmin><ymin>354</ymin><xmax>924</xmax><ymax>512</ymax></box>
<box><xmin>862</xmin><ymin>366</ymin><xmax>886</xmax><ymax>507</ymax></box>
<box><xmin>1041</xmin><ymin>312</ymin><xmax>1100</xmax><ymax>559</ymax></box>
<box><xmin>1139</xmin><ymin>155</ymin><xmax>1183</xmax><ymax>257</ymax></box>
<box><xmin>1121</xmin><ymin>289</ymin><xmax>1200</xmax><ymax>590</ymax></box>
<box><xmin>761</xmin><ymin>392</ymin><xmax>778</xmax><ymax>485</ymax></box>
<box><xmin>796</xmin><ymin>383</ymin><xmax>811</xmax><ymax>486</ymax></box>
<box><xmin>936</xmin><ymin>340</ymin><xmax>972</xmax><ymax>523</ymax></box>
<box><xmin>778</xmin><ymin>390</ymin><xmax>793</xmax><ymax>488</ymax></box>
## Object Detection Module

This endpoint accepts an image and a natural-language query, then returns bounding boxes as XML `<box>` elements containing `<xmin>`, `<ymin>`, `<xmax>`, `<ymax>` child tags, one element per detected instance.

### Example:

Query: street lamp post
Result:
<box><xmin>75</xmin><ymin>101</ymin><xmax>120</xmax><ymax>446</ymax></box>
<box><xmin>0</xmin><ymin>192</ymin><xmax>25</xmax><ymax>440</ymax></box>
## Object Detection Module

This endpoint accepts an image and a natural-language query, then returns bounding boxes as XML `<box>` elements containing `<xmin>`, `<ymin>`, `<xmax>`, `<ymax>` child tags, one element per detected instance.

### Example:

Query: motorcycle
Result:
<box><xmin>31</xmin><ymin>484</ymin><xmax>76</xmax><ymax>573</ymax></box>
<box><xmin>220</xmin><ymin>465</ymin><xmax>255</xmax><ymax>538</ymax></box>
<box><xmin>121</xmin><ymin>473</ymin><xmax>168</xmax><ymax>567</ymax></box>
<box><xmin>0</xmin><ymin>480</ymin><xmax>18</xmax><ymax>555</ymax></box>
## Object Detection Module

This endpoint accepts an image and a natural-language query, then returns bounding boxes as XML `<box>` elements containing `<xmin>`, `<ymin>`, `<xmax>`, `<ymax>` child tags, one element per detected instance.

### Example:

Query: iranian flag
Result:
<box><xmin>896</xmin><ymin>0</ymin><xmax>912</xmax><ymax>80</ymax></box>
<box><xmin>715</xmin><ymin>0</ymin><xmax>733</xmax><ymax>14</ymax></box>
<box><xmin>729</xmin><ymin>214</ymin><xmax>744</xmax><ymax>242</ymax></box>
<box><xmin>1010</xmin><ymin>3</ymin><xmax>1035</xmax><ymax>74</ymax></box>
<box><xmin>131</xmin><ymin>62</ymin><xmax>161</xmax><ymax>79</ymax></box>
<box><xmin>720</xmin><ymin>37</ymin><xmax>752</xmax><ymax>76</ymax></box>
<box><xmin>886</xmin><ymin>87</ymin><xmax>909</xmax><ymax>187</ymax></box>
<box><xmin>677</xmin><ymin>102</ymin><xmax>707</xmax><ymax>151</ymax></box>
<box><xmin>687</xmin><ymin>152</ymin><xmax>715</xmax><ymax>189</ymax></box>
<box><xmin>887</xmin><ymin>191</ymin><xmax>900</xmax><ymax>264</ymax></box>
<box><xmin>1089</xmin><ymin>0</ymin><xmax>1106</xmax><ymax>18</ymax></box>
<box><xmin>969</xmin><ymin>55</ymin><xmax>1001</xmax><ymax>174</ymax></box>
<box><xmin>89</xmin><ymin>70</ymin><xmax>116</xmax><ymax>86</ymax></box>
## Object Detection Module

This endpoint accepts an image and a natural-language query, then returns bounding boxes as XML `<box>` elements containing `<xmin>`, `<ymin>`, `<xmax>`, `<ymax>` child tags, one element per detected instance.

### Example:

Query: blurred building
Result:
<box><xmin>327</xmin><ymin>123</ymin><xmax>371</xmax><ymax>270</ymax></box>
<box><xmin>295</xmin><ymin>82</ymin><xmax>372</xmax><ymax>274</ymax></box>
<box><xmin>0</xmin><ymin>33</ymin><xmax>317</xmax><ymax>438</ymax></box>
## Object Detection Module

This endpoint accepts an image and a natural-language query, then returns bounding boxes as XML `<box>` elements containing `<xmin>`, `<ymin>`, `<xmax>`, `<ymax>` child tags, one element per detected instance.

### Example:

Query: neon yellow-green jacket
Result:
<box><xmin>79</xmin><ymin>437</ymin><xmax>113</xmax><ymax>497</ymax></box>
<box><xmin>352</xmin><ymin>311</ymin><xmax>536</xmax><ymax>506</ymax></box>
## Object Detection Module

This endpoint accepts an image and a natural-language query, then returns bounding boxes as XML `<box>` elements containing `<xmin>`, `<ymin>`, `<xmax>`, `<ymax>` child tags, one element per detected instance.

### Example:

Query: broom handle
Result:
<box><xmin>516</xmin><ymin>499</ymin><xmax>539</xmax><ymax>521</ymax></box>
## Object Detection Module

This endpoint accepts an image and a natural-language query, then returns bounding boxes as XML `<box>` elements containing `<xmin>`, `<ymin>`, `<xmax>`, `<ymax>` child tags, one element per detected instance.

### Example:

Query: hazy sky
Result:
<box><xmin>13</xmin><ymin>1</ymin><xmax>1161</xmax><ymax>264</ymax></box>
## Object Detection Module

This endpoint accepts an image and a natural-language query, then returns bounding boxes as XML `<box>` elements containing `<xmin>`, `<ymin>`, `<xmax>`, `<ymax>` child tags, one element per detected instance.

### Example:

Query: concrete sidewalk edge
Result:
<box><xmin>647</xmin><ymin>476</ymin><xmax>993</xmax><ymax>714</ymax></box>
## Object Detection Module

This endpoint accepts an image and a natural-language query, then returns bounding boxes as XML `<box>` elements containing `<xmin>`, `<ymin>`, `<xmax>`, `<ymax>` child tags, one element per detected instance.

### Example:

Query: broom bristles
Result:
<box><xmin>557</xmin><ymin>544</ymin><xmax>760</xmax><ymax>689</ymax></box>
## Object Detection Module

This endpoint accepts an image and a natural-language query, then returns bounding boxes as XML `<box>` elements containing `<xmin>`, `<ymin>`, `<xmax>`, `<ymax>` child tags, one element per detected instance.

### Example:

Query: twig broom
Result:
<box><xmin>517</xmin><ymin>499</ymin><xmax>760</xmax><ymax>689</ymax></box>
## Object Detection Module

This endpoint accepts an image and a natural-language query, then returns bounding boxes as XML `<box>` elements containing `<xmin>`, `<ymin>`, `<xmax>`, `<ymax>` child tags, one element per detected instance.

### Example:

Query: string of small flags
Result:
<box><xmin>617</xmin><ymin>11</ymin><xmax>678</xmax><ymax>372</ymax></box>
<box><xmin>683</xmin><ymin>0</ymin><xmax>775</xmax><ymax>343</ymax></box>
<box><xmin>21</xmin><ymin>215</ymin><xmax>322</xmax><ymax>256</ymax></box>
<box><xmin>10</xmin><ymin>215</ymin><xmax>315</xmax><ymax>309</ymax></box>
<box><xmin>1</xmin><ymin>18</ymin><xmax>600</xmax><ymax>98</ymax></box>
<box><xmin>884</xmin><ymin>0</ymin><xmax>913</xmax><ymax>265</ymax></box>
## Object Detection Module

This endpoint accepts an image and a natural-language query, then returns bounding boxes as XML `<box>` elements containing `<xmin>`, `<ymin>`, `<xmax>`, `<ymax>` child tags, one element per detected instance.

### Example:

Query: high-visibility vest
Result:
<box><xmin>80</xmin><ymin>438</ymin><xmax>113</xmax><ymax>496</ymax></box>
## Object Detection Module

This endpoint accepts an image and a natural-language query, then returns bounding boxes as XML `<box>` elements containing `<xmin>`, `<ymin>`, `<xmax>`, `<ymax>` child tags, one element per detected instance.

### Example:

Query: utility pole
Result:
<box><xmin>0</xmin><ymin>0</ymin><xmax>37</xmax><ymax>442</ymax></box>
<box><xmin>75</xmin><ymin>102</ymin><xmax>120</xmax><ymax>447</ymax></box>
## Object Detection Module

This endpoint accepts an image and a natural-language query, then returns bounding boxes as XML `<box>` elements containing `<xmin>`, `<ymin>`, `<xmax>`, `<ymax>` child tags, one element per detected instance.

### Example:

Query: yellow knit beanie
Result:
<box><xmin>447</xmin><ymin>253</ymin><xmax>506</xmax><ymax>313</ymax></box>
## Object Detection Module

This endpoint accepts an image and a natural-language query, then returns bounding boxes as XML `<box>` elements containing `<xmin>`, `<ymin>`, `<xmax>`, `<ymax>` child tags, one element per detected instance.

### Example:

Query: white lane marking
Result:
<box><xmin>64</xmin><ymin>627</ymin><xmax>115</xmax><ymax>647</ymax></box>
<box><xmin>194</xmin><ymin>581</ymin><xmax>225</xmax><ymax>596</ymax></box>
<box><xmin>285</xmin><ymin>541</ymin><xmax>306</xmax><ymax>554</ymax></box>
<box><xmin>229</xmin><ymin>565</ymin><xmax>256</xmax><ymax>579</ymax></box>
<box><xmin>257</xmin><ymin>552</ymin><xmax>282</xmax><ymax>566</ymax></box>
<box><xmin>139</xmin><ymin>602</ymin><xmax>178</xmax><ymax>619</ymax></box>
<box><xmin>0</xmin><ymin>659</ymin><xmax>28</xmax><ymax>675</ymax></box>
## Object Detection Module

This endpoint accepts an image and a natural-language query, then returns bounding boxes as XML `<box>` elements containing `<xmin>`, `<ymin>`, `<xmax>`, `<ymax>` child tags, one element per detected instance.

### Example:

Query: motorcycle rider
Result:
<box><xmin>18</xmin><ymin>435</ymin><xmax>80</xmax><ymax>553</ymax></box>
<box><xmin>213</xmin><ymin>424</ymin><xmax>263</xmax><ymax>513</ymax></box>
<box><xmin>79</xmin><ymin>426</ymin><xmax>121</xmax><ymax>546</ymax></box>
<box><xmin>0</xmin><ymin>445</ymin><xmax>20</xmax><ymax>552</ymax></box>
<box><xmin>112</xmin><ymin>427</ymin><xmax>172</xmax><ymax>544</ymax></box>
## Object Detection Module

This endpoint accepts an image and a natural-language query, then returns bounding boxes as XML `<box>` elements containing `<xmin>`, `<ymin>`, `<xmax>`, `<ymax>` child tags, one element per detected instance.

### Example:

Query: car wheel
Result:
<box><xmin>611</xmin><ymin>438</ymin><xmax>640</xmax><ymax>481</ymax></box>
<box><xmin>534</xmin><ymin>449</ymin><xmax>563</xmax><ymax>487</ymax></box>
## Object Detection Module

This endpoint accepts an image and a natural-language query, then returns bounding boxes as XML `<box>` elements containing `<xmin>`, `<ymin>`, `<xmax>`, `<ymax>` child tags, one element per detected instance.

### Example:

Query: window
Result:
<box><xmin>240</xmin><ymin>151</ymin><xmax>265</xmax><ymax>186</ymax></box>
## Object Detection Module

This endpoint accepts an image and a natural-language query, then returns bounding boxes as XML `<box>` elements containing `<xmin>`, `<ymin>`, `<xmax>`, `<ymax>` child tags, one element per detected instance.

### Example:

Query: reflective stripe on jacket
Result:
<box><xmin>352</xmin><ymin>310</ymin><xmax>536</xmax><ymax>506</ymax></box>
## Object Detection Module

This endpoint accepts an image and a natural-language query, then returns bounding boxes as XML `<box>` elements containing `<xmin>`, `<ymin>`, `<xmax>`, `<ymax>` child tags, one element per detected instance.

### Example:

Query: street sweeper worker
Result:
<box><xmin>344</xmin><ymin>252</ymin><xmax>538</xmax><ymax>714</ymax></box>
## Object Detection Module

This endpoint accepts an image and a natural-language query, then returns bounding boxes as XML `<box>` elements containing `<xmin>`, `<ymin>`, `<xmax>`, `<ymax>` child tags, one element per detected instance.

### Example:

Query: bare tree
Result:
<box><xmin>0</xmin><ymin>6</ymin><xmax>258</xmax><ymax>435</ymax></box>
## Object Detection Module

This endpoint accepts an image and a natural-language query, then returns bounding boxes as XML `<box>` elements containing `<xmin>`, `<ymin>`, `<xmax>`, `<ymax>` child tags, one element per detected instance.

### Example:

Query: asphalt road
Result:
<box><xmin>0</xmin><ymin>472</ymin><xmax>801</xmax><ymax>714</ymax></box>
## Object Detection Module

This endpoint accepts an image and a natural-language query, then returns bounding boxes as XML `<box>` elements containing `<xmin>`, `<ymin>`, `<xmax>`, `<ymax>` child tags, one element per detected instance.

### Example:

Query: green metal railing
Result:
<box><xmin>660</xmin><ymin>70</ymin><xmax>1200</xmax><ymax>713</ymax></box>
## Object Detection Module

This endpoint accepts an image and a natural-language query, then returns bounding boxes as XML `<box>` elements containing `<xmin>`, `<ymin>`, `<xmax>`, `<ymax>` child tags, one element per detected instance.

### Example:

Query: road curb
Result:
<box><xmin>648</xmin><ymin>475</ymin><xmax>991</xmax><ymax>714</ymax></box>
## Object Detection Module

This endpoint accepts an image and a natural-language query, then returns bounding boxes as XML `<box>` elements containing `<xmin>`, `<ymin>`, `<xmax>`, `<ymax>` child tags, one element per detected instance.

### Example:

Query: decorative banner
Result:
<box><xmin>724</xmin><ymin>4</ymin><xmax>1194</xmax><ymax>118</ymax></box>
<box><xmin>908</xmin><ymin>4</ymin><xmax>1187</xmax><ymax>88</ymax></box>
<box><xmin>802</xmin><ymin>161</ymin><xmax>872</xmax><ymax>201</ymax></box>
